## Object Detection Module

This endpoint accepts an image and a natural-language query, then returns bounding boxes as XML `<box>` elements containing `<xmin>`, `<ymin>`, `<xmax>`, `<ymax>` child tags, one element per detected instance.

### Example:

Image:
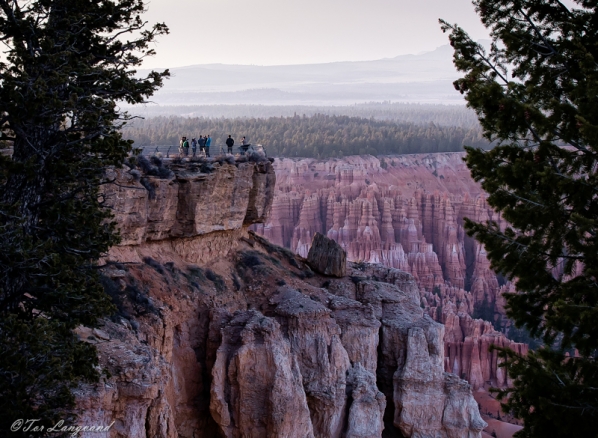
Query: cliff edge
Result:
<box><xmin>75</xmin><ymin>157</ymin><xmax>486</xmax><ymax>438</ymax></box>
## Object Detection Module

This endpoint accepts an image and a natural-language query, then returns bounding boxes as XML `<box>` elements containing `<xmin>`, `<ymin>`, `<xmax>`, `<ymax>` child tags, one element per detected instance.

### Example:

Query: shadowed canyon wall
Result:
<box><xmin>253</xmin><ymin>153</ymin><xmax>528</xmax><ymax>388</ymax></box>
<box><xmin>75</xmin><ymin>158</ymin><xmax>488</xmax><ymax>437</ymax></box>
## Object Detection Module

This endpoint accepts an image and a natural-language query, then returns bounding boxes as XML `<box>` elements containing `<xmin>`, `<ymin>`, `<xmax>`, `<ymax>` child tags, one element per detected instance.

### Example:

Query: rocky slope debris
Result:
<box><xmin>75</xmin><ymin>159</ymin><xmax>487</xmax><ymax>437</ymax></box>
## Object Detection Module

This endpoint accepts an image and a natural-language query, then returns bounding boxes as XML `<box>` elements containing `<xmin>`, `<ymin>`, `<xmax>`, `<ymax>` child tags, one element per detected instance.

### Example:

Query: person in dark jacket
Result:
<box><xmin>226</xmin><ymin>135</ymin><xmax>234</xmax><ymax>154</ymax></box>
<box><xmin>198</xmin><ymin>135</ymin><xmax>206</xmax><ymax>155</ymax></box>
<box><xmin>191</xmin><ymin>138</ymin><xmax>197</xmax><ymax>156</ymax></box>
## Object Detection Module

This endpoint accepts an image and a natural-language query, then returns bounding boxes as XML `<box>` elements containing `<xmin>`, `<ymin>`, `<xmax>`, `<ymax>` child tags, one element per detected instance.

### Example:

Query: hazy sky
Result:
<box><xmin>141</xmin><ymin>0</ymin><xmax>489</xmax><ymax>68</ymax></box>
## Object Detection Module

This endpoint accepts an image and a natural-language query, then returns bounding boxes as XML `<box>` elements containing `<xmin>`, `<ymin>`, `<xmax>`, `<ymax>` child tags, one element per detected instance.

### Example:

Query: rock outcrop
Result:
<box><xmin>345</xmin><ymin>363</ymin><xmax>386</xmax><ymax>438</ymax></box>
<box><xmin>209</xmin><ymin>311</ymin><xmax>314</xmax><ymax>438</ymax></box>
<box><xmin>306</xmin><ymin>232</ymin><xmax>347</xmax><ymax>277</ymax></box>
<box><xmin>104</xmin><ymin>159</ymin><xmax>275</xmax><ymax>247</ymax></box>
<box><xmin>75</xmin><ymin>157</ymin><xmax>487</xmax><ymax>438</ymax></box>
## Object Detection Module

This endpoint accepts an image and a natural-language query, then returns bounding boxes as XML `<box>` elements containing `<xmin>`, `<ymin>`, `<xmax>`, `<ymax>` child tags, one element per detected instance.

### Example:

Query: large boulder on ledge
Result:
<box><xmin>307</xmin><ymin>232</ymin><xmax>347</xmax><ymax>277</ymax></box>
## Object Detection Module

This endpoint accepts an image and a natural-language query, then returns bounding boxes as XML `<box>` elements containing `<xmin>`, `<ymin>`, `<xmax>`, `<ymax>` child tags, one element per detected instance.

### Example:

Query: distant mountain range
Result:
<box><xmin>138</xmin><ymin>45</ymin><xmax>472</xmax><ymax>106</ymax></box>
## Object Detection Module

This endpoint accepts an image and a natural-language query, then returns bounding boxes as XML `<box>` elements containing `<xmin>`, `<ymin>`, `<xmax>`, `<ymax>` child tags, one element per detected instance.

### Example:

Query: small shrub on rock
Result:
<box><xmin>143</xmin><ymin>257</ymin><xmax>165</xmax><ymax>275</ymax></box>
<box><xmin>205</xmin><ymin>269</ymin><xmax>226</xmax><ymax>291</ymax></box>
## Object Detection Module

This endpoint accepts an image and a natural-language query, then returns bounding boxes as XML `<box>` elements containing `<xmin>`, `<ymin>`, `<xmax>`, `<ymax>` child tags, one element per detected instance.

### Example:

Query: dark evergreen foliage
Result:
<box><xmin>0</xmin><ymin>0</ymin><xmax>168</xmax><ymax>434</ymax></box>
<box><xmin>121</xmin><ymin>114</ymin><xmax>490</xmax><ymax>158</ymax></box>
<box><xmin>441</xmin><ymin>1</ymin><xmax>598</xmax><ymax>435</ymax></box>
<box><xmin>506</xmin><ymin>324</ymin><xmax>543</xmax><ymax>351</ymax></box>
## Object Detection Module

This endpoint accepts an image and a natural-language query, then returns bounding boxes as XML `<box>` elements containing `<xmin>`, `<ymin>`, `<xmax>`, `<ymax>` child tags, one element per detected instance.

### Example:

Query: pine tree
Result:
<box><xmin>441</xmin><ymin>1</ymin><xmax>598</xmax><ymax>436</ymax></box>
<box><xmin>0</xmin><ymin>0</ymin><xmax>168</xmax><ymax>434</ymax></box>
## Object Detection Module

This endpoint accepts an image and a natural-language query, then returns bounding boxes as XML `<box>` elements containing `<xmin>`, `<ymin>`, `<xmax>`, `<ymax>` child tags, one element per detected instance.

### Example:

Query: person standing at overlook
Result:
<box><xmin>240</xmin><ymin>136</ymin><xmax>250</xmax><ymax>154</ymax></box>
<box><xmin>191</xmin><ymin>137</ymin><xmax>197</xmax><ymax>157</ymax></box>
<box><xmin>205</xmin><ymin>135</ymin><xmax>212</xmax><ymax>157</ymax></box>
<box><xmin>226</xmin><ymin>135</ymin><xmax>234</xmax><ymax>154</ymax></box>
<box><xmin>198</xmin><ymin>135</ymin><xmax>206</xmax><ymax>156</ymax></box>
<box><xmin>179</xmin><ymin>136</ymin><xmax>188</xmax><ymax>156</ymax></box>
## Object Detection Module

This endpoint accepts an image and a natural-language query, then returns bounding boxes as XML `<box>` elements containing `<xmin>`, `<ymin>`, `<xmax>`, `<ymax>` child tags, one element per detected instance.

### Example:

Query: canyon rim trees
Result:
<box><xmin>441</xmin><ymin>0</ymin><xmax>598</xmax><ymax>436</ymax></box>
<box><xmin>0</xmin><ymin>0</ymin><xmax>168</xmax><ymax>434</ymax></box>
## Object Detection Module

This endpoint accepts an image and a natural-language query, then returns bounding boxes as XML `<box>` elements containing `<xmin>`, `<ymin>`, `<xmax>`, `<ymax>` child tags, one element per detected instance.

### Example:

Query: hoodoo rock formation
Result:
<box><xmin>76</xmin><ymin>157</ymin><xmax>487</xmax><ymax>437</ymax></box>
<box><xmin>440</xmin><ymin>304</ymin><xmax>529</xmax><ymax>390</ymax></box>
<box><xmin>252</xmin><ymin>153</ymin><xmax>527</xmax><ymax>390</ymax></box>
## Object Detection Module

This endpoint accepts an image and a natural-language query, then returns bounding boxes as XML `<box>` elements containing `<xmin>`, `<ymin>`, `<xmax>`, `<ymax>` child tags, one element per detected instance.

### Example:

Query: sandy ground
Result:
<box><xmin>474</xmin><ymin>389</ymin><xmax>523</xmax><ymax>438</ymax></box>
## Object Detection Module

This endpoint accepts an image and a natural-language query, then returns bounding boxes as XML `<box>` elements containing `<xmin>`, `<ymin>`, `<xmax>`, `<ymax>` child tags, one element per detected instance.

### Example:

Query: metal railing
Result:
<box><xmin>135</xmin><ymin>145</ymin><xmax>175</xmax><ymax>158</ymax></box>
<box><xmin>135</xmin><ymin>144</ymin><xmax>268</xmax><ymax>158</ymax></box>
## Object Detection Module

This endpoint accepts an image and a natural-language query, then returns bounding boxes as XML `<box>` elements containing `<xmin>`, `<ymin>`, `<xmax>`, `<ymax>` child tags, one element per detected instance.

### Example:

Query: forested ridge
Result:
<box><xmin>127</xmin><ymin>102</ymin><xmax>482</xmax><ymax>128</ymax></box>
<box><xmin>122</xmin><ymin>113</ymin><xmax>489</xmax><ymax>158</ymax></box>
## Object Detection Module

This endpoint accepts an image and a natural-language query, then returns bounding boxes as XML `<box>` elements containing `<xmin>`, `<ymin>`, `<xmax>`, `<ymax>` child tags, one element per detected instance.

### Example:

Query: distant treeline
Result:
<box><xmin>122</xmin><ymin>114</ymin><xmax>489</xmax><ymax>158</ymax></box>
<box><xmin>125</xmin><ymin>102</ymin><xmax>482</xmax><ymax>128</ymax></box>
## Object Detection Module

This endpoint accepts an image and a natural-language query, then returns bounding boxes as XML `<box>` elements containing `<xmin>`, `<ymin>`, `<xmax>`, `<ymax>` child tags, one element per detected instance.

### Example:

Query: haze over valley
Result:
<box><xmin>133</xmin><ymin>44</ymin><xmax>480</xmax><ymax>109</ymax></box>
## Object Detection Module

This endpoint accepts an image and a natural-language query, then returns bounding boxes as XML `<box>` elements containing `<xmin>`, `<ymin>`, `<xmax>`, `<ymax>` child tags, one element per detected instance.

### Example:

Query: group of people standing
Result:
<box><xmin>179</xmin><ymin>135</ymin><xmax>250</xmax><ymax>157</ymax></box>
<box><xmin>179</xmin><ymin>135</ymin><xmax>212</xmax><ymax>157</ymax></box>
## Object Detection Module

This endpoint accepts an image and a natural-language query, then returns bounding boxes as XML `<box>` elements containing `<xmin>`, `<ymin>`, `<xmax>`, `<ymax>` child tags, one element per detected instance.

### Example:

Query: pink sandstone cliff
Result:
<box><xmin>75</xmin><ymin>158</ymin><xmax>487</xmax><ymax>437</ymax></box>
<box><xmin>252</xmin><ymin>153</ymin><xmax>527</xmax><ymax>389</ymax></box>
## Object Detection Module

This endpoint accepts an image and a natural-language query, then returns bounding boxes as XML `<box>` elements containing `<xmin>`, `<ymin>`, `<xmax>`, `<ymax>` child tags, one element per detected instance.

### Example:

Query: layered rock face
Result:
<box><xmin>252</xmin><ymin>153</ymin><xmax>526</xmax><ymax>389</ymax></box>
<box><xmin>103</xmin><ymin>159</ymin><xmax>274</xmax><ymax>260</ymax></box>
<box><xmin>77</xmin><ymin>159</ymin><xmax>487</xmax><ymax>438</ymax></box>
